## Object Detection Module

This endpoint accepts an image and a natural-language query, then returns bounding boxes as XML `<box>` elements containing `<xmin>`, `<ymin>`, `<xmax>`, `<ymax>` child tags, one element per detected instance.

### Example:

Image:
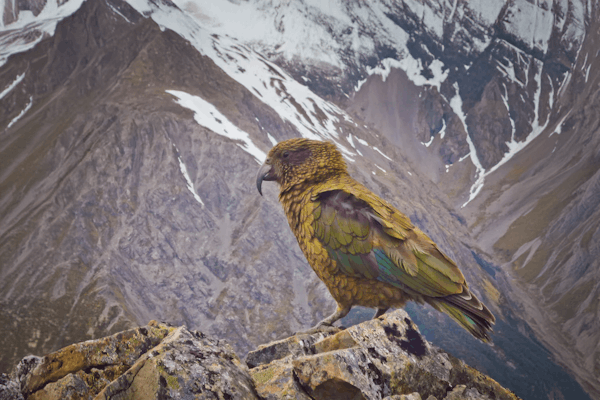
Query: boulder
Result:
<box><xmin>247</xmin><ymin>309</ymin><xmax>519</xmax><ymax>400</ymax></box>
<box><xmin>2</xmin><ymin>321</ymin><xmax>258</xmax><ymax>400</ymax></box>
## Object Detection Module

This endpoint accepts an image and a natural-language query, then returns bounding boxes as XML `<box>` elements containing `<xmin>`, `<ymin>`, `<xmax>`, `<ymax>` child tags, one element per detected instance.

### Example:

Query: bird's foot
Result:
<box><xmin>294</xmin><ymin>323</ymin><xmax>343</xmax><ymax>336</ymax></box>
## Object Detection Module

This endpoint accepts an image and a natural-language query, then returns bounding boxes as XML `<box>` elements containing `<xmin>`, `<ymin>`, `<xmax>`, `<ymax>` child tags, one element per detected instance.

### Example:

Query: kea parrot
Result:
<box><xmin>256</xmin><ymin>138</ymin><xmax>495</xmax><ymax>341</ymax></box>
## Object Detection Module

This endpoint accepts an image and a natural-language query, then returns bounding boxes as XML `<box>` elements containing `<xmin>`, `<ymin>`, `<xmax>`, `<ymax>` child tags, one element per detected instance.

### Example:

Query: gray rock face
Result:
<box><xmin>0</xmin><ymin>313</ymin><xmax>519</xmax><ymax>400</ymax></box>
<box><xmin>0</xmin><ymin>373</ymin><xmax>24</xmax><ymax>400</ymax></box>
<box><xmin>95</xmin><ymin>325</ymin><xmax>260</xmax><ymax>400</ymax></box>
<box><xmin>247</xmin><ymin>310</ymin><xmax>519</xmax><ymax>400</ymax></box>
<box><xmin>249</xmin><ymin>0</ymin><xmax>587</xmax><ymax>176</ymax></box>
<box><xmin>1</xmin><ymin>321</ymin><xmax>260</xmax><ymax>399</ymax></box>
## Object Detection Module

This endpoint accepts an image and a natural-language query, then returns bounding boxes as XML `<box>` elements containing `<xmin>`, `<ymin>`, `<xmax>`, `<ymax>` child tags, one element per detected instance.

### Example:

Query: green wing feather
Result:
<box><xmin>312</xmin><ymin>188</ymin><xmax>466</xmax><ymax>299</ymax></box>
<box><xmin>311</xmin><ymin>186</ymin><xmax>495</xmax><ymax>341</ymax></box>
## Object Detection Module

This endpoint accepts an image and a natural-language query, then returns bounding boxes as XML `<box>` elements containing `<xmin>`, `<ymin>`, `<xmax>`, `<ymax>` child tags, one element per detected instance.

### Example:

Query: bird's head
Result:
<box><xmin>256</xmin><ymin>138</ymin><xmax>347</xmax><ymax>195</ymax></box>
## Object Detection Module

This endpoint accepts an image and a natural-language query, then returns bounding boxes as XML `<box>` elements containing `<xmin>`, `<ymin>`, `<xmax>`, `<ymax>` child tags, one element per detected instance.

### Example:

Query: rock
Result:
<box><xmin>0</xmin><ymin>0</ymin><xmax>596</xmax><ymax>397</ymax></box>
<box><xmin>250</xmin><ymin>361</ymin><xmax>313</xmax><ymax>400</ymax></box>
<box><xmin>95</xmin><ymin>325</ymin><xmax>259</xmax><ymax>400</ymax></box>
<box><xmin>3</xmin><ymin>312</ymin><xmax>519</xmax><ymax>400</ymax></box>
<box><xmin>20</xmin><ymin>321</ymin><xmax>173</xmax><ymax>396</ymax></box>
<box><xmin>384</xmin><ymin>394</ymin><xmax>422</xmax><ymax>400</ymax></box>
<box><xmin>0</xmin><ymin>373</ymin><xmax>24</xmax><ymax>400</ymax></box>
<box><xmin>245</xmin><ymin>331</ymin><xmax>332</xmax><ymax>369</ymax></box>
<box><xmin>247</xmin><ymin>309</ymin><xmax>520</xmax><ymax>400</ymax></box>
<box><xmin>29</xmin><ymin>374</ymin><xmax>89</xmax><ymax>400</ymax></box>
<box><xmin>4</xmin><ymin>321</ymin><xmax>259</xmax><ymax>400</ymax></box>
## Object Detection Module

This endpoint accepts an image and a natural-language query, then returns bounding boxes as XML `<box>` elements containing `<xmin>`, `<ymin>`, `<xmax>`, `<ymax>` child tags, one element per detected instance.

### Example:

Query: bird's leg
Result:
<box><xmin>296</xmin><ymin>305</ymin><xmax>351</xmax><ymax>335</ymax></box>
<box><xmin>372</xmin><ymin>307</ymin><xmax>389</xmax><ymax>319</ymax></box>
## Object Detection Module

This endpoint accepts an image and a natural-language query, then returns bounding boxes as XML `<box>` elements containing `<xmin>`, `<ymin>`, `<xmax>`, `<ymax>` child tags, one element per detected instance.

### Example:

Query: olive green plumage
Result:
<box><xmin>256</xmin><ymin>138</ymin><xmax>495</xmax><ymax>341</ymax></box>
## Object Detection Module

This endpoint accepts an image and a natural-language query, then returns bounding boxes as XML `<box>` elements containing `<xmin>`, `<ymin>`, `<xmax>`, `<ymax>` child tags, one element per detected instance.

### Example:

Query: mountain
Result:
<box><xmin>181</xmin><ymin>0</ymin><xmax>587</xmax><ymax>201</ymax></box>
<box><xmin>0</xmin><ymin>0</ymin><xmax>596</xmax><ymax>399</ymax></box>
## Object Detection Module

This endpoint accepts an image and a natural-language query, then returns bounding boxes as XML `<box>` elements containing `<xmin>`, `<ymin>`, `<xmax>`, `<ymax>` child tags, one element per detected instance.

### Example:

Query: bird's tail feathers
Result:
<box><xmin>429</xmin><ymin>290</ymin><xmax>495</xmax><ymax>342</ymax></box>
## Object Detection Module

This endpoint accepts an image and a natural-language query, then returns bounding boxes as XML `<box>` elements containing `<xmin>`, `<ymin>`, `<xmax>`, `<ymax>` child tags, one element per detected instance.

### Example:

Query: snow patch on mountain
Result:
<box><xmin>500</xmin><ymin>84</ymin><xmax>516</xmax><ymax>141</ymax></box>
<box><xmin>448</xmin><ymin>83</ymin><xmax>485</xmax><ymax>207</ymax></box>
<box><xmin>422</xmin><ymin>117</ymin><xmax>447</xmax><ymax>148</ymax></box>
<box><xmin>422</xmin><ymin>135</ymin><xmax>435</xmax><ymax>148</ymax></box>
<box><xmin>366</xmin><ymin>57</ymin><xmax>449</xmax><ymax>91</ymax></box>
<box><xmin>550</xmin><ymin>113</ymin><xmax>570</xmax><ymax>136</ymax></box>
<box><xmin>501</xmin><ymin>0</ymin><xmax>554</xmax><ymax>54</ymax></box>
<box><xmin>172</xmin><ymin>143</ymin><xmax>204</xmax><ymax>206</ymax></box>
<box><xmin>373</xmin><ymin>146</ymin><xmax>392</xmax><ymax>161</ymax></box>
<box><xmin>0</xmin><ymin>72</ymin><xmax>24</xmax><ymax>100</ymax></box>
<box><xmin>439</xmin><ymin>118</ymin><xmax>447</xmax><ymax>139</ymax></box>
<box><xmin>6</xmin><ymin>95</ymin><xmax>32</xmax><ymax>129</ymax></box>
<box><xmin>585</xmin><ymin>63</ymin><xmax>592</xmax><ymax>82</ymax></box>
<box><xmin>123</xmin><ymin>0</ymin><xmax>363</xmax><ymax>160</ymax></box>
<box><xmin>107</xmin><ymin>1</ymin><xmax>132</xmax><ymax>23</ymax></box>
<box><xmin>459</xmin><ymin>59</ymin><xmax>552</xmax><ymax>207</ymax></box>
<box><xmin>0</xmin><ymin>0</ymin><xmax>85</xmax><ymax>66</ymax></box>
<box><xmin>355</xmin><ymin>136</ymin><xmax>369</xmax><ymax>147</ymax></box>
<box><xmin>167</xmin><ymin>90</ymin><xmax>267</xmax><ymax>163</ymax></box>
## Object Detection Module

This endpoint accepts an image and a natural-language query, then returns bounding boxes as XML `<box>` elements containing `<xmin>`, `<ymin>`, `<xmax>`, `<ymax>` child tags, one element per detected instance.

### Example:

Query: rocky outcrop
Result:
<box><xmin>247</xmin><ymin>309</ymin><xmax>518</xmax><ymax>400</ymax></box>
<box><xmin>0</xmin><ymin>310</ymin><xmax>519</xmax><ymax>400</ymax></box>
<box><xmin>1</xmin><ymin>320</ymin><xmax>260</xmax><ymax>400</ymax></box>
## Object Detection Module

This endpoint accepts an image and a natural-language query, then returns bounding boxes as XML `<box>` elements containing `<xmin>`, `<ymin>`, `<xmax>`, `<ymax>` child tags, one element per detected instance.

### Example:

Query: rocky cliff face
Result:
<box><xmin>0</xmin><ymin>310</ymin><xmax>520</xmax><ymax>400</ymax></box>
<box><xmin>0</xmin><ymin>0</ymin><xmax>596</xmax><ymax>399</ymax></box>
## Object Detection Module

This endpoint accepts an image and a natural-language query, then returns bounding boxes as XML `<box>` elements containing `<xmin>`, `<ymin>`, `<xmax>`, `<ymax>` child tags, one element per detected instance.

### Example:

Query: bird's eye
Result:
<box><xmin>282</xmin><ymin>151</ymin><xmax>290</xmax><ymax>158</ymax></box>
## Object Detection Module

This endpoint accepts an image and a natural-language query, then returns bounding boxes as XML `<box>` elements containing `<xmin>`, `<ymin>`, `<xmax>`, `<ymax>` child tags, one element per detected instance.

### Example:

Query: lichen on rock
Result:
<box><xmin>1</xmin><ymin>311</ymin><xmax>519</xmax><ymax>399</ymax></box>
<box><xmin>246</xmin><ymin>309</ymin><xmax>520</xmax><ymax>400</ymax></box>
<box><xmin>2</xmin><ymin>321</ymin><xmax>259</xmax><ymax>399</ymax></box>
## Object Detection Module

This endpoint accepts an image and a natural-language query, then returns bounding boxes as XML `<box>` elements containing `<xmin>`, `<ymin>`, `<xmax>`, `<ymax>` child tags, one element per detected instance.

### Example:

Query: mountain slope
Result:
<box><xmin>178</xmin><ymin>0</ymin><xmax>588</xmax><ymax>206</ymax></box>
<box><xmin>465</xmin><ymin>22</ymin><xmax>600</xmax><ymax>396</ymax></box>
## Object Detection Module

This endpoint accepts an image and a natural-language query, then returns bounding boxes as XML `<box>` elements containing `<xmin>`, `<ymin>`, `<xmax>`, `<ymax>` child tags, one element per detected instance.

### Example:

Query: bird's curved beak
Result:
<box><xmin>256</xmin><ymin>162</ymin><xmax>276</xmax><ymax>196</ymax></box>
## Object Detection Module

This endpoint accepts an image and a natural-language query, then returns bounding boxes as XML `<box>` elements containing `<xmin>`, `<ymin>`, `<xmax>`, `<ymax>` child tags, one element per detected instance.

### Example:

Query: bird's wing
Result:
<box><xmin>311</xmin><ymin>187</ymin><xmax>466</xmax><ymax>298</ymax></box>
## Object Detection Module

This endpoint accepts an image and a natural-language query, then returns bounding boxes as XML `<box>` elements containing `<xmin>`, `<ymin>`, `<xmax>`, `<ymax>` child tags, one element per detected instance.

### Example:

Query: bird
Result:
<box><xmin>256</xmin><ymin>138</ymin><xmax>495</xmax><ymax>341</ymax></box>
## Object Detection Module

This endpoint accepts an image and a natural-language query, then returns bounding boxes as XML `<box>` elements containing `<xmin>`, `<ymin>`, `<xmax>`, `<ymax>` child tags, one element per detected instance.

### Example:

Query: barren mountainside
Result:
<box><xmin>0</xmin><ymin>0</ymin><xmax>598</xmax><ymax>399</ymax></box>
